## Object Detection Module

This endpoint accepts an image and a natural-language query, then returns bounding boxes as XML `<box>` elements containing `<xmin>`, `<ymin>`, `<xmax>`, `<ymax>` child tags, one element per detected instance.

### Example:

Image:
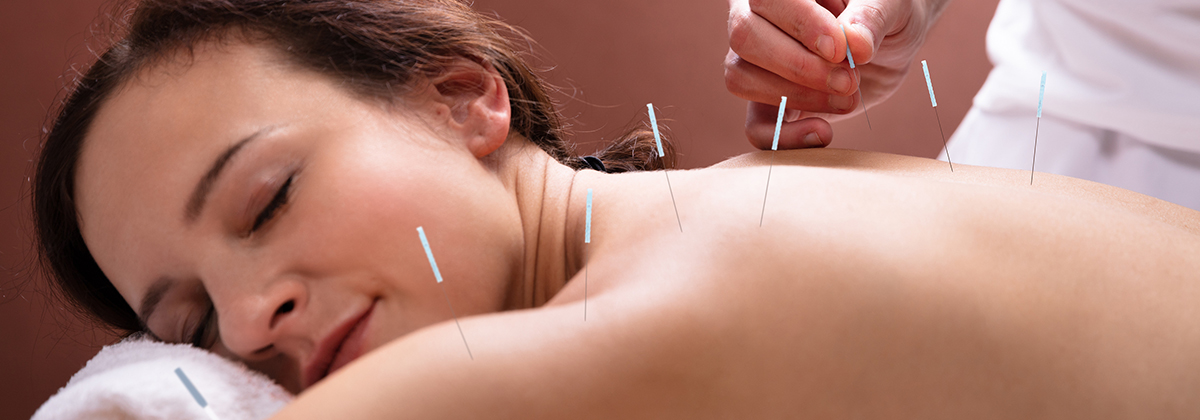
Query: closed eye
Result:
<box><xmin>190</xmin><ymin>303</ymin><xmax>218</xmax><ymax>349</ymax></box>
<box><xmin>251</xmin><ymin>174</ymin><xmax>293</xmax><ymax>233</ymax></box>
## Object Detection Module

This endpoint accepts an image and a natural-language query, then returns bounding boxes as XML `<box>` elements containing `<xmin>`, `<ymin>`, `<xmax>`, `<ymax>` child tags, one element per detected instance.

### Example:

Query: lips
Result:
<box><xmin>302</xmin><ymin>300</ymin><xmax>376</xmax><ymax>388</ymax></box>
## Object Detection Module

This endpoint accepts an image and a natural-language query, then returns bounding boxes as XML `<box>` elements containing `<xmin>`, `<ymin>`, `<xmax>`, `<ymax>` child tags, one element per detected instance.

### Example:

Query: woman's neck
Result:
<box><xmin>489</xmin><ymin>137</ymin><xmax>590</xmax><ymax>310</ymax></box>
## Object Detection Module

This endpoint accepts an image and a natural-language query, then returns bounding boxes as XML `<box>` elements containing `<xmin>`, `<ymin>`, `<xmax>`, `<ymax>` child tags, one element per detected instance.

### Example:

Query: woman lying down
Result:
<box><xmin>35</xmin><ymin>0</ymin><xmax>1200</xmax><ymax>418</ymax></box>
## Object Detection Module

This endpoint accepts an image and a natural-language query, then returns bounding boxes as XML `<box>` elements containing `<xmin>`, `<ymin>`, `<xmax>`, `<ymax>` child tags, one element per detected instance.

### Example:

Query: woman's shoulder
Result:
<box><xmin>271</xmin><ymin>280</ymin><xmax>719</xmax><ymax>419</ymax></box>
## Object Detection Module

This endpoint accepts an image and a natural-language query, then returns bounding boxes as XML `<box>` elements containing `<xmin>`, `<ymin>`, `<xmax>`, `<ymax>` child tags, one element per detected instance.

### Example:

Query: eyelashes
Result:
<box><xmin>190</xmin><ymin>303</ymin><xmax>217</xmax><ymax>348</ymax></box>
<box><xmin>250</xmin><ymin>174</ymin><xmax>294</xmax><ymax>233</ymax></box>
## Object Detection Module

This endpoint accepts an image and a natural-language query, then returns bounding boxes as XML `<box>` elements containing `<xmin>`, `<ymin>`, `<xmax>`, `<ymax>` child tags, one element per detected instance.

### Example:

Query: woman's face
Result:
<box><xmin>74</xmin><ymin>41</ymin><xmax>524</xmax><ymax>390</ymax></box>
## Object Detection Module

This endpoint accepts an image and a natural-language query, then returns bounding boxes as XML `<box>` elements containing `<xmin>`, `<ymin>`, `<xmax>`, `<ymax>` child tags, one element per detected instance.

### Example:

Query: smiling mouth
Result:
<box><xmin>303</xmin><ymin>299</ymin><xmax>377</xmax><ymax>388</ymax></box>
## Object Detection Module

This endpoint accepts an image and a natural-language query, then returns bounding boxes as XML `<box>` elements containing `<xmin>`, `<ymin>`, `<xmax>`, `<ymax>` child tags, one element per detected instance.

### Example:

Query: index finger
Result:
<box><xmin>748</xmin><ymin>0</ymin><xmax>845</xmax><ymax>63</ymax></box>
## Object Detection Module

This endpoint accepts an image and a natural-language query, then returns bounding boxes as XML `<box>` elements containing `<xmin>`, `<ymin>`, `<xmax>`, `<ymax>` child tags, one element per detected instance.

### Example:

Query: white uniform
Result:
<box><xmin>941</xmin><ymin>0</ymin><xmax>1200</xmax><ymax>209</ymax></box>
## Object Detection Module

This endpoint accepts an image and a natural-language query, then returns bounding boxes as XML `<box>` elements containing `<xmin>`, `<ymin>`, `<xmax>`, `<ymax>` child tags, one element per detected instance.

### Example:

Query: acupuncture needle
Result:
<box><xmin>584</xmin><ymin>188</ymin><xmax>593</xmax><ymax>321</ymax></box>
<box><xmin>647</xmin><ymin>104</ymin><xmax>683</xmax><ymax>232</ymax></box>
<box><xmin>759</xmin><ymin>96</ymin><xmax>787</xmax><ymax>227</ymax></box>
<box><xmin>174</xmin><ymin>367</ymin><xmax>222</xmax><ymax>420</ymax></box>
<box><xmin>1031</xmin><ymin>71</ymin><xmax>1047</xmax><ymax>185</ymax></box>
<box><xmin>921</xmin><ymin>60</ymin><xmax>954</xmax><ymax>172</ymax></box>
<box><xmin>841</xmin><ymin>24</ymin><xmax>872</xmax><ymax>129</ymax></box>
<box><xmin>417</xmin><ymin>226</ymin><xmax>473</xmax><ymax>360</ymax></box>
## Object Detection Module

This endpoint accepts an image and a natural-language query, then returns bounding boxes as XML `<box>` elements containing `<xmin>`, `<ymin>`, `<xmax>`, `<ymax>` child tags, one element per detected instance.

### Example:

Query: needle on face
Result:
<box><xmin>417</xmin><ymin>227</ymin><xmax>473</xmax><ymax>359</ymax></box>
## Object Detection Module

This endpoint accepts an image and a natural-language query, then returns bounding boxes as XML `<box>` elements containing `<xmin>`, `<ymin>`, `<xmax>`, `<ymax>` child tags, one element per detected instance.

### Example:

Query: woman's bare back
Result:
<box><xmin>275</xmin><ymin>149</ymin><xmax>1200</xmax><ymax>419</ymax></box>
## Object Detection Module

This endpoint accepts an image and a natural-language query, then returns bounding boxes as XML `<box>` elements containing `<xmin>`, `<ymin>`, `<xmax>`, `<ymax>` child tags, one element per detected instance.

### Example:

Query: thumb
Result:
<box><xmin>745</xmin><ymin>101</ymin><xmax>832</xmax><ymax>151</ymax></box>
<box><xmin>837</xmin><ymin>0</ymin><xmax>912</xmax><ymax>64</ymax></box>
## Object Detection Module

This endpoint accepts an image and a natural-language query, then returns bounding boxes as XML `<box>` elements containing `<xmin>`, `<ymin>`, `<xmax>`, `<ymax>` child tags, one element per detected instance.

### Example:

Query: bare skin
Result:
<box><xmin>76</xmin><ymin>41</ymin><xmax>1200</xmax><ymax>418</ymax></box>
<box><xmin>280</xmin><ymin>150</ymin><xmax>1200</xmax><ymax>419</ymax></box>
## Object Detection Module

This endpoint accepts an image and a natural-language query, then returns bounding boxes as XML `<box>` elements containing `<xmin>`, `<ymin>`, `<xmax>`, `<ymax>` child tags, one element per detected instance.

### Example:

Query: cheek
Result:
<box><xmin>288</xmin><ymin>133</ymin><xmax>522</xmax><ymax>326</ymax></box>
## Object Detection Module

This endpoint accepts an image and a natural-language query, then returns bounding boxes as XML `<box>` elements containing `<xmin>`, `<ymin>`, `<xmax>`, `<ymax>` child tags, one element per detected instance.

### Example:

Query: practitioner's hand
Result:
<box><xmin>725</xmin><ymin>0</ymin><xmax>949</xmax><ymax>150</ymax></box>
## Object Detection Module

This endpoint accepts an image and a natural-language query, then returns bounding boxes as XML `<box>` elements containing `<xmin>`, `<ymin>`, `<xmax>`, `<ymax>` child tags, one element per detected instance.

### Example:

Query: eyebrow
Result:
<box><xmin>138</xmin><ymin>276</ymin><xmax>174</xmax><ymax>329</ymax></box>
<box><xmin>184</xmin><ymin>127</ymin><xmax>273</xmax><ymax>223</ymax></box>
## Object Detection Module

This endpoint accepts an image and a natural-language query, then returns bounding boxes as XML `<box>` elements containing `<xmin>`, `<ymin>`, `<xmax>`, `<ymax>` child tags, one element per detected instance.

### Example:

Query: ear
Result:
<box><xmin>424</xmin><ymin>59</ymin><xmax>511</xmax><ymax>158</ymax></box>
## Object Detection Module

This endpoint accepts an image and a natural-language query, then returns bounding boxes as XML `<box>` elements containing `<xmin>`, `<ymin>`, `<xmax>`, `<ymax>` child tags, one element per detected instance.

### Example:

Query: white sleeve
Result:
<box><xmin>973</xmin><ymin>0</ymin><xmax>1200</xmax><ymax>153</ymax></box>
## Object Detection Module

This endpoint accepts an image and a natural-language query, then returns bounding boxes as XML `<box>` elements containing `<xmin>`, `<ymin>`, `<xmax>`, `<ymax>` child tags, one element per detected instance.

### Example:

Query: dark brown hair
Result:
<box><xmin>35</xmin><ymin>0</ymin><xmax>676</xmax><ymax>333</ymax></box>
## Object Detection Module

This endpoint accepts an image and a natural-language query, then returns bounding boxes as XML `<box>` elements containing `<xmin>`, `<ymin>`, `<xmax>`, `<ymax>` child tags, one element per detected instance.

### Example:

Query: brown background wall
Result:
<box><xmin>0</xmin><ymin>0</ymin><xmax>999</xmax><ymax>418</ymax></box>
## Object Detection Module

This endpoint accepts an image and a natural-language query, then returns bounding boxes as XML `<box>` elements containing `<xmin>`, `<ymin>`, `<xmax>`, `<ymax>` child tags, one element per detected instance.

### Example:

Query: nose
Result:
<box><xmin>218</xmin><ymin>278</ymin><xmax>308</xmax><ymax>361</ymax></box>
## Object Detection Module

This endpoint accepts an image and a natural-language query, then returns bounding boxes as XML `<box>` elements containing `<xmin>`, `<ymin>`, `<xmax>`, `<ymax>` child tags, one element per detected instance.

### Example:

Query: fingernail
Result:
<box><xmin>803</xmin><ymin>132</ymin><xmax>822</xmax><ymax>147</ymax></box>
<box><xmin>816</xmin><ymin>35</ymin><xmax>835</xmax><ymax>61</ymax></box>
<box><xmin>829</xmin><ymin>94</ymin><xmax>854</xmax><ymax>111</ymax></box>
<box><xmin>828</xmin><ymin>67</ymin><xmax>852</xmax><ymax>94</ymax></box>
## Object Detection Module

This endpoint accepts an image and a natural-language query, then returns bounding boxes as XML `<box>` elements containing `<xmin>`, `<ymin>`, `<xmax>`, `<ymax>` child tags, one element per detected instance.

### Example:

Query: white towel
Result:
<box><xmin>33</xmin><ymin>334</ymin><xmax>292</xmax><ymax>420</ymax></box>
